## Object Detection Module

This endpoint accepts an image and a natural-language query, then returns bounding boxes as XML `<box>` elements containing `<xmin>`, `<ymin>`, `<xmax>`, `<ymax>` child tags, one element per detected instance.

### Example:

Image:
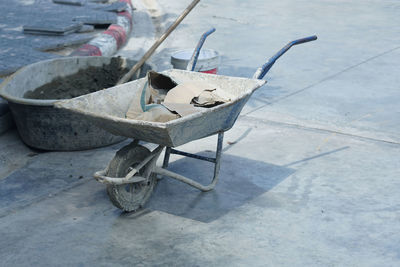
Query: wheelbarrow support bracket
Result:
<box><xmin>159</xmin><ymin>132</ymin><xmax>224</xmax><ymax>191</ymax></box>
<box><xmin>93</xmin><ymin>141</ymin><xmax>163</xmax><ymax>185</ymax></box>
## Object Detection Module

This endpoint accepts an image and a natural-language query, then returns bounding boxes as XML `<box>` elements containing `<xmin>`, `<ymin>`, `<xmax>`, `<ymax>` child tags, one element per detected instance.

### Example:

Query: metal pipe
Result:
<box><xmin>93</xmin><ymin>169</ymin><xmax>146</xmax><ymax>185</ymax></box>
<box><xmin>93</xmin><ymin>145</ymin><xmax>164</xmax><ymax>185</ymax></box>
<box><xmin>253</xmin><ymin>35</ymin><xmax>317</xmax><ymax>79</ymax></box>
<box><xmin>213</xmin><ymin>132</ymin><xmax>224</xmax><ymax>184</ymax></box>
<box><xmin>170</xmin><ymin>148</ymin><xmax>217</xmax><ymax>163</ymax></box>
<box><xmin>154</xmin><ymin>132</ymin><xmax>224</xmax><ymax>192</ymax></box>
<box><xmin>187</xmin><ymin>27</ymin><xmax>216</xmax><ymax>71</ymax></box>
<box><xmin>125</xmin><ymin>145</ymin><xmax>164</xmax><ymax>179</ymax></box>
<box><xmin>154</xmin><ymin>167</ymin><xmax>217</xmax><ymax>192</ymax></box>
<box><xmin>162</xmin><ymin>147</ymin><xmax>172</xmax><ymax>168</ymax></box>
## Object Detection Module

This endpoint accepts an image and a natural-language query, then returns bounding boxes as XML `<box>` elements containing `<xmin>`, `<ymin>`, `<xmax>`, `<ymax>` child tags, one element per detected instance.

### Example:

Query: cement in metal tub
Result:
<box><xmin>0</xmin><ymin>56</ymin><xmax>153</xmax><ymax>151</ymax></box>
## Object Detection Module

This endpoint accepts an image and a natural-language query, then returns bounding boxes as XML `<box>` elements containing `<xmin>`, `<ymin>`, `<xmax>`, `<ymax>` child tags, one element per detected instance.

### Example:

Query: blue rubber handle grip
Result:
<box><xmin>187</xmin><ymin>27</ymin><xmax>216</xmax><ymax>71</ymax></box>
<box><xmin>255</xmin><ymin>35</ymin><xmax>317</xmax><ymax>79</ymax></box>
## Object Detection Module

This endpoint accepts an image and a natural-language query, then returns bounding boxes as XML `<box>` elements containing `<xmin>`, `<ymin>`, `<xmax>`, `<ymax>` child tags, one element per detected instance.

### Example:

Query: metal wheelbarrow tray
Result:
<box><xmin>56</xmin><ymin>69</ymin><xmax>265</xmax><ymax>147</ymax></box>
<box><xmin>55</xmin><ymin>36</ymin><xmax>317</xmax><ymax>212</ymax></box>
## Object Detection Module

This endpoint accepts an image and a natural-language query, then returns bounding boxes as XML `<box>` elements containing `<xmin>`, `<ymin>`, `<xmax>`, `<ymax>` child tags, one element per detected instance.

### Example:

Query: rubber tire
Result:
<box><xmin>106</xmin><ymin>143</ymin><xmax>157</xmax><ymax>212</ymax></box>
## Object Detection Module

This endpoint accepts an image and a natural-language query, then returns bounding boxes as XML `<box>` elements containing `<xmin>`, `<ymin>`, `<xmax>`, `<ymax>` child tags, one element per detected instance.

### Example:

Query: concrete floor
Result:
<box><xmin>1</xmin><ymin>0</ymin><xmax>400</xmax><ymax>266</ymax></box>
<box><xmin>0</xmin><ymin>0</ymin><xmax>114</xmax><ymax>76</ymax></box>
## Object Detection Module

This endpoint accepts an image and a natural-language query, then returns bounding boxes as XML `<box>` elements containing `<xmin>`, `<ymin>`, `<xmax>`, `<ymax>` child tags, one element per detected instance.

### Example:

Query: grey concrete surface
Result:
<box><xmin>148</xmin><ymin>0</ymin><xmax>400</xmax><ymax>143</ymax></box>
<box><xmin>0</xmin><ymin>0</ymin><xmax>117</xmax><ymax>76</ymax></box>
<box><xmin>1</xmin><ymin>0</ymin><xmax>400</xmax><ymax>266</ymax></box>
<box><xmin>1</xmin><ymin>119</ymin><xmax>399</xmax><ymax>266</ymax></box>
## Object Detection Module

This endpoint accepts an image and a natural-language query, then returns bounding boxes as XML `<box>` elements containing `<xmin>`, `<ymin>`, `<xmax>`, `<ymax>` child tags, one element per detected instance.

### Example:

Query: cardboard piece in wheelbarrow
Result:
<box><xmin>126</xmin><ymin>71</ymin><xmax>232</xmax><ymax>123</ymax></box>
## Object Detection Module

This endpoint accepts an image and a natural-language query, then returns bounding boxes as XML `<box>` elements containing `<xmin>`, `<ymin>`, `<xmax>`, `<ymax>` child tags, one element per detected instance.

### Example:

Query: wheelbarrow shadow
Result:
<box><xmin>147</xmin><ymin>152</ymin><xmax>295</xmax><ymax>223</ymax></box>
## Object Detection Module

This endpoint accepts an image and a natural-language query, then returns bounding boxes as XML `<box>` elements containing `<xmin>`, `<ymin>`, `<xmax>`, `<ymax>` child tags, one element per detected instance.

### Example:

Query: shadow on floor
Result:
<box><xmin>147</xmin><ymin>152</ymin><xmax>295</xmax><ymax>223</ymax></box>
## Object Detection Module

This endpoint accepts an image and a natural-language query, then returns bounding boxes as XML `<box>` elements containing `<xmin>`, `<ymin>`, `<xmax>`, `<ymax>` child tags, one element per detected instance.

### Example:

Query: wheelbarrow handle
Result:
<box><xmin>187</xmin><ymin>27</ymin><xmax>216</xmax><ymax>71</ymax></box>
<box><xmin>291</xmin><ymin>35</ymin><xmax>318</xmax><ymax>45</ymax></box>
<box><xmin>253</xmin><ymin>35</ymin><xmax>317</xmax><ymax>79</ymax></box>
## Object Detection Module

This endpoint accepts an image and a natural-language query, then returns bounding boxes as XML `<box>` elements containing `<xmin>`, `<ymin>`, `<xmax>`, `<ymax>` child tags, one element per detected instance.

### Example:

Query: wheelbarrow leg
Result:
<box><xmin>214</xmin><ymin>131</ymin><xmax>223</xmax><ymax>179</ymax></box>
<box><xmin>156</xmin><ymin>132</ymin><xmax>224</xmax><ymax>191</ymax></box>
<box><xmin>162</xmin><ymin>147</ymin><xmax>172</xmax><ymax>168</ymax></box>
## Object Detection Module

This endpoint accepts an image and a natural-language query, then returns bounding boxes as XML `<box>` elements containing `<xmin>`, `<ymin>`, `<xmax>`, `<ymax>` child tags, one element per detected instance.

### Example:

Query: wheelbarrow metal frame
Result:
<box><xmin>55</xmin><ymin>36</ymin><xmax>317</xmax><ymax>211</ymax></box>
<box><xmin>94</xmin><ymin>131</ymin><xmax>224</xmax><ymax>192</ymax></box>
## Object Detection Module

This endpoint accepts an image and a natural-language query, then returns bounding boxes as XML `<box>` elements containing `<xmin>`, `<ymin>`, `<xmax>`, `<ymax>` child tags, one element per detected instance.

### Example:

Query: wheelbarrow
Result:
<box><xmin>55</xmin><ymin>36</ymin><xmax>317</xmax><ymax>212</ymax></box>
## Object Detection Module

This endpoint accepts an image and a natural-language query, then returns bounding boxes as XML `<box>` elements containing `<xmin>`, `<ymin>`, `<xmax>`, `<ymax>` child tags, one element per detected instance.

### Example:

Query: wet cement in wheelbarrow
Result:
<box><xmin>24</xmin><ymin>57</ymin><xmax>129</xmax><ymax>100</ymax></box>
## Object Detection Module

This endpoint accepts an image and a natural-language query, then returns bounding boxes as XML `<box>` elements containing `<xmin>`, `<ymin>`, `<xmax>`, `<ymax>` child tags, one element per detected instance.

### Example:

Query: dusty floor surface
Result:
<box><xmin>0</xmin><ymin>0</ymin><xmax>112</xmax><ymax>76</ymax></box>
<box><xmin>1</xmin><ymin>0</ymin><xmax>400</xmax><ymax>266</ymax></box>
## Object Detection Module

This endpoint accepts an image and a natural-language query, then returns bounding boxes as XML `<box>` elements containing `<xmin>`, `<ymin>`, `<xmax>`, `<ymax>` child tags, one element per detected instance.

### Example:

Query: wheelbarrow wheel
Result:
<box><xmin>106</xmin><ymin>143</ymin><xmax>157</xmax><ymax>212</ymax></box>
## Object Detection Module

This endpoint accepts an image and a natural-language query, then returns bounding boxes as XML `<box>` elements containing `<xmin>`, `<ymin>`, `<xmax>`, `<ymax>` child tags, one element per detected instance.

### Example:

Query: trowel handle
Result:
<box><xmin>253</xmin><ymin>35</ymin><xmax>317</xmax><ymax>80</ymax></box>
<box><xmin>187</xmin><ymin>27</ymin><xmax>216</xmax><ymax>71</ymax></box>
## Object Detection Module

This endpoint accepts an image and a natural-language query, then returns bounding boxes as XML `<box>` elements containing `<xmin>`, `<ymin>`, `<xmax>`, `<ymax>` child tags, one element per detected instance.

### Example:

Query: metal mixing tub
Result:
<box><xmin>0</xmin><ymin>56</ymin><xmax>154</xmax><ymax>151</ymax></box>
